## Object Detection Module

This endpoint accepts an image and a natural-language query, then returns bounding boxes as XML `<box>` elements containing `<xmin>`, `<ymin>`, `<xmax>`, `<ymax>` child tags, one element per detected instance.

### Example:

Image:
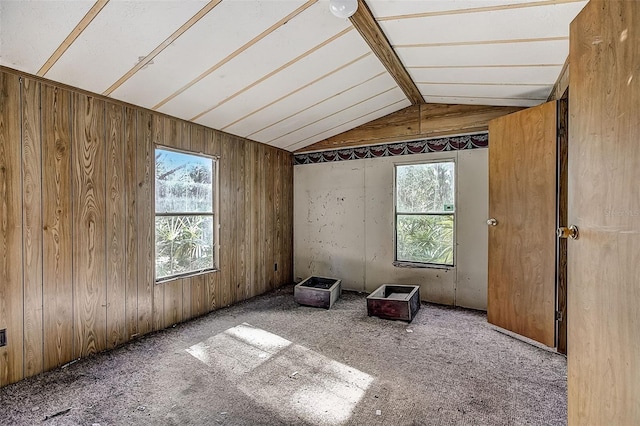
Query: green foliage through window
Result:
<box><xmin>395</xmin><ymin>161</ymin><xmax>455</xmax><ymax>265</ymax></box>
<box><xmin>155</xmin><ymin>148</ymin><xmax>215</xmax><ymax>280</ymax></box>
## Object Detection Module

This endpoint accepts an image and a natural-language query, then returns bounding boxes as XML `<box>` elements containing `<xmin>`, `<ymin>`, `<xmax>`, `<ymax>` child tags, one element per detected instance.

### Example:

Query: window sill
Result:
<box><xmin>393</xmin><ymin>261</ymin><xmax>453</xmax><ymax>270</ymax></box>
<box><xmin>155</xmin><ymin>268</ymin><xmax>218</xmax><ymax>285</ymax></box>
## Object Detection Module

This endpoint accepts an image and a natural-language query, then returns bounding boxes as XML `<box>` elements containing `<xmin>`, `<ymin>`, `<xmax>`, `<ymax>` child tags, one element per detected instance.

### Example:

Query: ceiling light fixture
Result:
<box><xmin>329</xmin><ymin>0</ymin><xmax>358</xmax><ymax>19</ymax></box>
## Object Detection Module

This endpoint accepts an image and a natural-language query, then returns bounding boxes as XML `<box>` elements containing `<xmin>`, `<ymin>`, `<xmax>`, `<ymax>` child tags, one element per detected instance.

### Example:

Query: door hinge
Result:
<box><xmin>555</xmin><ymin>311</ymin><xmax>563</xmax><ymax>321</ymax></box>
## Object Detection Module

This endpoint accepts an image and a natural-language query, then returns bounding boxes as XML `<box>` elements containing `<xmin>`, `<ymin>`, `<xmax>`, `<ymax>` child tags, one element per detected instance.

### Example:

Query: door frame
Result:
<box><xmin>555</xmin><ymin>90</ymin><xmax>569</xmax><ymax>354</ymax></box>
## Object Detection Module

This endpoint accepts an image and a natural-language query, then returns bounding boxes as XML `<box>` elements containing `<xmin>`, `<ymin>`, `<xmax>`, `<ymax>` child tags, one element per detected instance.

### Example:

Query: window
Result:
<box><xmin>395</xmin><ymin>161</ymin><xmax>455</xmax><ymax>266</ymax></box>
<box><xmin>155</xmin><ymin>148</ymin><xmax>216</xmax><ymax>281</ymax></box>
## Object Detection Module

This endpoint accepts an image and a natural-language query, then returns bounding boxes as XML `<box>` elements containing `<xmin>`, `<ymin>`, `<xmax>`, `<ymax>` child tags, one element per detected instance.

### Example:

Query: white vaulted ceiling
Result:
<box><xmin>0</xmin><ymin>0</ymin><xmax>587</xmax><ymax>151</ymax></box>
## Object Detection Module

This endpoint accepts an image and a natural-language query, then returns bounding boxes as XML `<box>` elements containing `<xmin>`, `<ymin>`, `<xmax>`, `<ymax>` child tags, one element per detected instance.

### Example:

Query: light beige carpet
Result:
<box><xmin>0</xmin><ymin>286</ymin><xmax>566</xmax><ymax>425</ymax></box>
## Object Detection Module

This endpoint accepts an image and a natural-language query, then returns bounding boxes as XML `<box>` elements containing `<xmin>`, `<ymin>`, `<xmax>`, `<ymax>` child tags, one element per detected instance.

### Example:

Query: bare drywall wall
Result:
<box><xmin>293</xmin><ymin>148</ymin><xmax>488</xmax><ymax>310</ymax></box>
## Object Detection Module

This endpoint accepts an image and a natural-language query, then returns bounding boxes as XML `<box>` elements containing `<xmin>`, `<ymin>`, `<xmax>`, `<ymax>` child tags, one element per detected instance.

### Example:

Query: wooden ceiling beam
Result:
<box><xmin>349</xmin><ymin>0</ymin><xmax>424</xmax><ymax>105</ymax></box>
<box><xmin>294</xmin><ymin>103</ymin><xmax>524</xmax><ymax>153</ymax></box>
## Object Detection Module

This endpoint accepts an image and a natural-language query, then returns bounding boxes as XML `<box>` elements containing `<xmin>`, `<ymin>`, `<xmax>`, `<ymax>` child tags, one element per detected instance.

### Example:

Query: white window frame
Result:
<box><xmin>154</xmin><ymin>145</ymin><xmax>219</xmax><ymax>283</ymax></box>
<box><xmin>393</xmin><ymin>158</ymin><xmax>456</xmax><ymax>268</ymax></box>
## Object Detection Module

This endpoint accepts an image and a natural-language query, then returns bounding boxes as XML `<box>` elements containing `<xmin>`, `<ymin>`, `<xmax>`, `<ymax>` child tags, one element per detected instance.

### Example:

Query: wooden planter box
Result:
<box><xmin>294</xmin><ymin>276</ymin><xmax>342</xmax><ymax>309</ymax></box>
<box><xmin>366</xmin><ymin>284</ymin><xmax>421</xmax><ymax>322</ymax></box>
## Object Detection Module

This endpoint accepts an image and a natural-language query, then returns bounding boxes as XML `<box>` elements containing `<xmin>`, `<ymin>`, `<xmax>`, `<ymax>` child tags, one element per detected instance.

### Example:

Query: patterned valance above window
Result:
<box><xmin>294</xmin><ymin>133</ymin><xmax>488</xmax><ymax>165</ymax></box>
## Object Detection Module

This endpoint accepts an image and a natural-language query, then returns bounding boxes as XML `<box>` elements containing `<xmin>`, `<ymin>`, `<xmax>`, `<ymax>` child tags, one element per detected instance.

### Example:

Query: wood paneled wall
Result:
<box><xmin>295</xmin><ymin>103</ymin><xmax>523</xmax><ymax>153</ymax></box>
<box><xmin>0</xmin><ymin>68</ymin><xmax>293</xmax><ymax>387</ymax></box>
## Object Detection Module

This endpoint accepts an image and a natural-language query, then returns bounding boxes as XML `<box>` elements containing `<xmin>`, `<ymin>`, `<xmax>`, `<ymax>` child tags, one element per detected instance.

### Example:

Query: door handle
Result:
<box><xmin>487</xmin><ymin>218</ymin><xmax>498</xmax><ymax>226</ymax></box>
<box><xmin>557</xmin><ymin>225</ymin><xmax>579</xmax><ymax>240</ymax></box>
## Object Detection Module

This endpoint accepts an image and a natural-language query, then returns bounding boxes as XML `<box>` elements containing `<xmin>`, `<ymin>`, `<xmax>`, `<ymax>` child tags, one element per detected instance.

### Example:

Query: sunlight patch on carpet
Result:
<box><xmin>186</xmin><ymin>323</ymin><xmax>374</xmax><ymax>425</ymax></box>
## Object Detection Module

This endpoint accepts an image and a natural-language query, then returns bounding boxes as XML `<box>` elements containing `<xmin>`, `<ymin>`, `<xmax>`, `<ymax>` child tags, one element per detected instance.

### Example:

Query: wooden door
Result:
<box><xmin>568</xmin><ymin>1</ymin><xmax>640</xmax><ymax>423</ymax></box>
<box><xmin>487</xmin><ymin>101</ymin><xmax>557</xmax><ymax>347</ymax></box>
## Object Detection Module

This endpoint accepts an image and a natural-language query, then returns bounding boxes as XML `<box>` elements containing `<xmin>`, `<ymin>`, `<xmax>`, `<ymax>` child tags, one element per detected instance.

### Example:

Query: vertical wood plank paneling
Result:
<box><xmin>189</xmin><ymin>273</ymin><xmax>206</xmax><ymax>319</ymax></box>
<box><xmin>274</xmin><ymin>149</ymin><xmax>282</xmax><ymax>287</ymax></box>
<box><xmin>188</xmin><ymin>126</ymin><xmax>206</xmax><ymax>318</ymax></box>
<box><xmin>281</xmin><ymin>151</ymin><xmax>290</xmax><ymax>285</ymax></box>
<box><xmin>273</xmin><ymin>148</ymin><xmax>280</xmax><ymax>288</ymax></box>
<box><xmin>219</xmin><ymin>136</ymin><xmax>231</xmax><ymax>307</ymax></box>
<box><xmin>191</xmin><ymin>125</ymin><xmax>204</xmax><ymax>155</ymax></box>
<box><xmin>21</xmin><ymin>77</ymin><xmax>43</xmax><ymax>377</ymax></box>
<box><xmin>124</xmin><ymin>107</ymin><xmax>138</xmax><ymax>339</ymax></box>
<box><xmin>230</xmin><ymin>135</ymin><xmax>238</xmax><ymax>305</ymax></box>
<box><xmin>243</xmin><ymin>141</ymin><xmax>253</xmax><ymax>297</ymax></box>
<box><xmin>217</xmin><ymin>134</ymin><xmax>227</xmax><ymax>307</ymax></box>
<box><xmin>234</xmin><ymin>138</ymin><xmax>247</xmax><ymax>301</ymax></box>
<box><xmin>181</xmin><ymin>108</ymin><xmax>194</xmax><ymax>317</ymax></box>
<box><xmin>257</xmin><ymin>143</ymin><xmax>266</xmax><ymax>295</ymax></box>
<box><xmin>154</xmin><ymin>116</ymin><xmax>184</xmax><ymax>328</ymax></box>
<box><xmin>182</xmin><ymin>275</ymin><xmax>192</xmax><ymax>320</ymax></box>
<box><xmin>265</xmin><ymin>147</ymin><xmax>274</xmax><ymax>291</ymax></box>
<box><xmin>204</xmin><ymin>128</ymin><xmax>220</xmax><ymax>311</ymax></box>
<box><xmin>250</xmin><ymin>143</ymin><xmax>260</xmax><ymax>298</ymax></box>
<box><xmin>284</xmin><ymin>151</ymin><xmax>291</xmax><ymax>284</ymax></box>
<box><xmin>179</xmin><ymin>122</ymin><xmax>190</xmax><ymax>150</ymax></box>
<box><xmin>207</xmin><ymin>127</ymin><xmax>222</xmax><ymax>157</ymax></box>
<box><xmin>165</xmin><ymin>117</ymin><xmax>179</xmax><ymax>147</ymax></box>
<box><xmin>153</xmin><ymin>284</ymin><xmax>163</xmax><ymax>331</ymax></box>
<box><xmin>244</xmin><ymin>143</ymin><xmax>255</xmax><ymax>297</ymax></box>
<box><xmin>0</xmin><ymin>68</ymin><xmax>294</xmax><ymax>387</ymax></box>
<box><xmin>42</xmin><ymin>83</ymin><xmax>73</xmax><ymax>370</ymax></box>
<box><xmin>163</xmin><ymin>278</ymin><xmax>183</xmax><ymax>327</ymax></box>
<box><xmin>285</xmin><ymin>152</ymin><xmax>294</xmax><ymax>284</ymax></box>
<box><xmin>136</xmin><ymin>111</ymin><xmax>154</xmax><ymax>335</ymax></box>
<box><xmin>161</xmin><ymin>116</ymin><xmax>186</xmax><ymax>328</ymax></box>
<box><xmin>72</xmin><ymin>92</ymin><xmax>106</xmax><ymax>358</ymax></box>
<box><xmin>261</xmin><ymin>146</ymin><xmax>268</xmax><ymax>292</ymax></box>
<box><xmin>288</xmin><ymin>152</ymin><xmax>294</xmax><ymax>284</ymax></box>
<box><xmin>151</xmin><ymin>115</ymin><xmax>164</xmax><ymax>331</ymax></box>
<box><xmin>106</xmin><ymin>102</ymin><xmax>126</xmax><ymax>349</ymax></box>
<box><xmin>0</xmin><ymin>72</ymin><xmax>24</xmax><ymax>386</ymax></box>
<box><xmin>279</xmin><ymin>150</ymin><xmax>286</xmax><ymax>286</ymax></box>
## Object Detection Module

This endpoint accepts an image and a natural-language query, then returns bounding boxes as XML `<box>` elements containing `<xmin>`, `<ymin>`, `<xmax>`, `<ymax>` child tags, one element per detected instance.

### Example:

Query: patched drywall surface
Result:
<box><xmin>294</xmin><ymin>161</ymin><xmax>366</xmax><ymax>291</ymax></box>
<box><xmin>293</xmin><ymin>149</ymin><xmax>488</xmax><ymax>310</ymax></box>
<box><xmin>455</xmin><ymin>149</ymin><xmax>489</xmax><ymax>310</ymax></box>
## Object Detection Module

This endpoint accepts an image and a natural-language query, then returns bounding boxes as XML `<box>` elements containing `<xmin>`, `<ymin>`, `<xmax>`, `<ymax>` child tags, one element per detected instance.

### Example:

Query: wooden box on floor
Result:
<box><xmin>294</xmin><ymin>276</ymin><xmax>342</xmax><ymax>309</ymax></box>
<box><xmin>367</xmin><ymin>284</ymin><xmax>421</xmax><ymax>322</ymax></box>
